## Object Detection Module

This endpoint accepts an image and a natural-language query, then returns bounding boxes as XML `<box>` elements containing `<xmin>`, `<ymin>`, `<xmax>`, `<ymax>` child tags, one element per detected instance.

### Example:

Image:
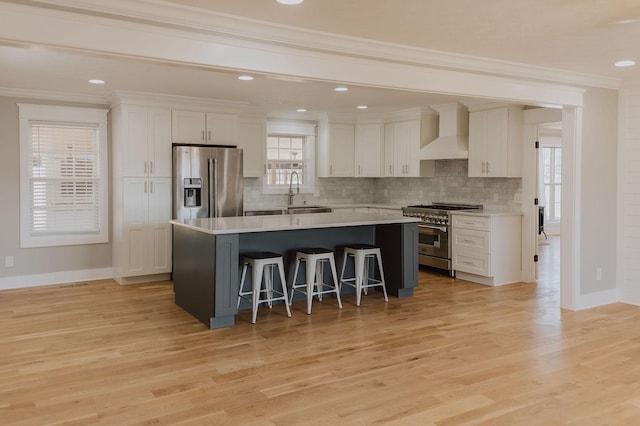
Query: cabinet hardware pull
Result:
<box><xmin>144</xmin><ymin>181</ymin><xmax>147</xmax><ymax>193</ymax></box>
<box><xmin>150</xmin><ymin>161</ymin><xmax>153</xmax><ymax>174</ymax></box>
<box><xmin>144</xmin><ymin>161</ymin><xmax>148</xmax><ymax>174</ymax></box>
<box><xmin>463</xmin><ymin>239</ymin><xmax>474</xmax><ymax>243</ymax></box>
<box><xmin>150</xmin><ymin>181</ymin><xmax>153</xmax><ymax>193</ymax></box>
<box><xmin>486</xmin><ymin>162</ymin><xmax>490</xmax><ymax>174</ymax></box>
<box><xmin>359</xmin><ymin>165</ymin><xmax>361</xmax><ymax>175</ymax></box>
<box><xmin>208</xmin><ymin>130</ymin><xmax>211</xmax><ymax>141</ymax></box>
<box><xmin>202</xmin><ymin>130</ymin><xmax>205</xmax><ymax>141</ymax></box>
<box><xmin>389</xmin><ymin>165</ymin><xmax>392</xmax><ymax>174</ymax></box>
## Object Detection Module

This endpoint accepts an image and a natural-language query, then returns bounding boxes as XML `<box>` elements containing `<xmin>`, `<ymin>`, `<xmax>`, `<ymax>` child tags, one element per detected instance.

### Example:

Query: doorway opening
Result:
<box><xmin>536</xmin><ymin>122</ymin><xmax>562</xmax><ymax>285</ymax></box>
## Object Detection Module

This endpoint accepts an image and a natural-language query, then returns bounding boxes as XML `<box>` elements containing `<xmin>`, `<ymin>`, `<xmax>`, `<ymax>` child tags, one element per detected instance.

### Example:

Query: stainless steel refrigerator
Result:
<box><xmin>172</xmin><ymin>145</ymin><xmax>243</xmax><ymax>220</ymax></box>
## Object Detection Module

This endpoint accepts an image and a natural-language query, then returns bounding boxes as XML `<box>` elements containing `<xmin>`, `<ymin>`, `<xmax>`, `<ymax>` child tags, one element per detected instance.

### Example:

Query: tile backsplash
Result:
<box><xmin>244</xmin><ymin>160</ymin><xmax>522</xmax><ymax>212</ymax></box>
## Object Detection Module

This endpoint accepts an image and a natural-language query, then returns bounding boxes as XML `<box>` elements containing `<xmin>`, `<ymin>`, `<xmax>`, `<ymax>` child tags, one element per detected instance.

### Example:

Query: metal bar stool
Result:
<box><xmin>339</xmin><ymin>244</ymin><xmax>388</xmax><ymax>306</ymax></box>
<box><xmin>238</xmin><ymin>252</ymin><xmax>291</xmax><ymax>324</ymax></box>
<box><xmin>290</xmin><ymin>247</ymin><xmax>343</xmax><ymax>314</ymax></box>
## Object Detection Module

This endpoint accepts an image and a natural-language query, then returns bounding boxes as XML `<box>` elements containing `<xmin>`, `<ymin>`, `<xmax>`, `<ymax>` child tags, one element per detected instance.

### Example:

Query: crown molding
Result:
<box><xmin>14</xmin><ymin>0</ymin><xmax>621</xmax><ymax>90</ymax></box>
<box><xmin>0</xmin><ymin>86</ymin><xmax>107</xmax><ymax>104</ymax></box>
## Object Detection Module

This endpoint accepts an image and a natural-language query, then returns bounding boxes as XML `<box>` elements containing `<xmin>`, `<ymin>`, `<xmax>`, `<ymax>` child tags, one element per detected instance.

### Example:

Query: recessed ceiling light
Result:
<box><xmin>296</xmin><ymin>108</ymin><xmax>307</xmax><ymax>112</ymax></box>
<box><xmin>88</xmin><ymin>79</ymin><xmax>105</xmax><ymax>85</ymax></box>
<box><xmin>356</xmin><ymin>105</ymin><xmax>368</xmax><ymax>109</ymax></box>
<box><xmin>238</xmin><ymin>75</ymin><xmax>254</xmax><ymax>81</ymax></box>
<box><xmin>334</xmin><ymin>87</ymin><xmax>349</xmax><ymax>92</ymax></box>
<box><xmin>615</xmin><ymin>60</ymin><xmax>636</xmax><ymax>67</ymax></box>
<box><xmin>277</xmin><ymin>0</ymin><xmax>304</xmax><ymax>4</ymax></box>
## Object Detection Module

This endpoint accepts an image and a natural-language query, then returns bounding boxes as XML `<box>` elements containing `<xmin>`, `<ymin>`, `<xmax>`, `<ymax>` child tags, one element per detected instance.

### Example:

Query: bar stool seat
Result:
<box><xmin>238</xmin><ymin>252</ymin><xmax>291</xmax><ymax>324</ymax></box>
<box><xmin>339</xmin><ymin>244</ymin><xmax>388</xmax><ymax>306</ymax></box>
<box><xmin>290</xmin><ymin>248</ymin><xmax>343</xmax><ymax>314</ymax></box>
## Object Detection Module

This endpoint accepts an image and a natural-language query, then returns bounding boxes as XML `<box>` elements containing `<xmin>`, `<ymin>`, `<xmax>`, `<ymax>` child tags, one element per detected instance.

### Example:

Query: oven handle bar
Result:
<box><xmin>419</xmin><ymin>224</ymin><xmax>448</xmax><ymax>233</ymax></box>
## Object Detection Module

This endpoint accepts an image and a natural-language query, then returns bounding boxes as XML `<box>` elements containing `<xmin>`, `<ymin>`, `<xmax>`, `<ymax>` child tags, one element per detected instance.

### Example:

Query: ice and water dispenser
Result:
<box><xmin>183</xmin><ymin>178</ymin><xmax>202</xmax><ymax>207</ymax></box>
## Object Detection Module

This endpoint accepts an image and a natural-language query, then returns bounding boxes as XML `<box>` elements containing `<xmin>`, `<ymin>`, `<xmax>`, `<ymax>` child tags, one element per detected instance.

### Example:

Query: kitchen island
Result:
<box><xmin>170</xmin><ymin>212</ymin><xmax>420</xmax><ymax>329</ymax></box>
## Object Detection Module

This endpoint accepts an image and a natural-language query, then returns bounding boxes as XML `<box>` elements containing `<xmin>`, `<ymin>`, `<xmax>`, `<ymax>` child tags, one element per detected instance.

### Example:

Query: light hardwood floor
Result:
<box><xmin>3</xmin><ymin>239</ymin><xmax>640</xmax><ymax>425</ymax></box>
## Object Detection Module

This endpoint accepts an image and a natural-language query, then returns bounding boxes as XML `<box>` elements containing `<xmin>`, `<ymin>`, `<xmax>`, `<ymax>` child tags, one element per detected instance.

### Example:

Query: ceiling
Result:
<box><xmin>1</xmin><ymin>0</ymin><xmax>639</xmax><ymax>115</ymax></box>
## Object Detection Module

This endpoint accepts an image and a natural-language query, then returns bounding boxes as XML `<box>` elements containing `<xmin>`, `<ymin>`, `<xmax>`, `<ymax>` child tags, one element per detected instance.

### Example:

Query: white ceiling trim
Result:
<box><xmin>14</xmin><ymin>0</ymin><xmax>620</xmax><ymax>90</ymax></box>
<box><xmin>0</xmin><ymin>1</ymin><xmax>585</xmax><ymax>107</ymax></box>
<box><xmin>0</xmin><ymin>86</ymin><xmax>106</xmax><ymax>104</ymax></box>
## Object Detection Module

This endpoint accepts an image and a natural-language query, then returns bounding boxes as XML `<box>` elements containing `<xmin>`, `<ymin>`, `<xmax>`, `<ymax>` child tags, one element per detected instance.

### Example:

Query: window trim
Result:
<box><xmin>263</xmin><ymin>121</ymin><xmax>316</xmax><ymax>195</ymax></box>
<box><xmin>18</xmin><ymin>103</ymin><xmax>109</xmax><ymax>248</ymax></box>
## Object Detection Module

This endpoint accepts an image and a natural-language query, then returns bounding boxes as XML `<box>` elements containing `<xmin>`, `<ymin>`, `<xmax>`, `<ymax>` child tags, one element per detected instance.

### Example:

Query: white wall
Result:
<box><xmin>619</xmin><ymin>84</ymin><xmax>640</xmax><ymax>305</ymax></box>
<box><xmin>580</xmin><ymin>88</ymin><xmax>618</xmax><ymax>297</ymax></box>
<box><xmin>0</xmin><ymin>96</ymin><xmax>113</xmax><ymax>289</ymax></box>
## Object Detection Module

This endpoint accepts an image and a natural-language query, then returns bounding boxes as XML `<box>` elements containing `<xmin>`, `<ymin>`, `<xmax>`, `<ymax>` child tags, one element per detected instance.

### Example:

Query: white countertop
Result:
<box><xmin>243</xmin><ymin>203</ymin><xmax>404</xmax><ymax>213</ymax></box>
<box><xmin>170</xmin><ymin>212</ymin><xmax>420</xmax><ymax>235</ymax></box>
<box><xmin>451</xmin><ymin>210</ymin><xmax>523</xmax><ymax>217</ymax></box>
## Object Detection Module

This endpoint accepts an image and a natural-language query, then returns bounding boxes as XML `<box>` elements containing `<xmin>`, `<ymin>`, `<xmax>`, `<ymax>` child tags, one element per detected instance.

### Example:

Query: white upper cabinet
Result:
<box><xmin>384</xmin><ymin>117</ymin><xmax>436</xmax><ymax>177</ymax></box>
<box><xmin>171</xmin><ymin>110</ymin><xmax>238</xmax><ymax>146</ymax></box>
<box><xmin>468</xmin><ymin>105</ymin><xmax>523</xmax><ymax>177</ymax></box>
<box><xmin>121</xmin><ymin>105</ymin><xmax>172</xmax><ymax>178</ymax></box>
<box><xmin>318</xmin><ymin>121</ymin><xmax>355</xmax><ymax>177</ymax></box>
<box><xmin>237</xmin><ymin>116</ymin><xmax>266</xmax><ymax>178</ymax></box>
<box><xmin>355</xmin><ymin>123</ymin><xmax>383</xmax><ymax>177</ymax></box>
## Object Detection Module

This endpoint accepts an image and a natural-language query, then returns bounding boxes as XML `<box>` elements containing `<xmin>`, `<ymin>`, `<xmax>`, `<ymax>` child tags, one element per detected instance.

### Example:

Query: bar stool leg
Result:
<box><xmin>265</xmin><ymin>264</ymin><xmax>274</xmax><ymax>309</ymax></box>
<box><xmin>238</xmin><ymin>263</ymin><xmax>248</xmax><ymax>309</ymax></box>
<box><xmin>316</xmin><ymin>259</ymin><xmax>324</xmax><ymax>301</ymax></box>
<box><xmin>354</xmin><ymin>251</ymin><xmax>366</xmax><ymax>306</ymax></box>
<box><xmin>251</xmin><ymin>262</ymin><xmax>262</xmax><ymax>324</ymax></box>
<box><xmin>375</xmin><ymin>251</ymin><xmax>389</xmax><ymax>302</ymax></box>
<box><xmin>305</xmin><ymin>257</ymin><xmax>315</xmax><ymax>315</ymax></box>
<box><xmin>329</xmin><ymin>254</ymin><xmax>343</xmax><ymax>309</ymax></box>
<box><xmin>277</xmin><ymin>258</ymin><xmax>292</xmax><ymax>318</ymax></box>
<box><xmin>290</xmin><ymin>257</ymin><xmax>301</xmax><ymax>305</ymax></box>
<box><xmin>339</xmin><ymin>251</ymin><xmax>349</xmax><ymax>292</ymax></box>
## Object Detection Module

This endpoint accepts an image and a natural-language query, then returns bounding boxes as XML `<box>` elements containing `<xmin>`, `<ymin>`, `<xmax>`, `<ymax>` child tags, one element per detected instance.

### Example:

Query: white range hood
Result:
<box><xmin>420</xmin><ymin>102</ymin><xmax>469</xmax><ymax>160</ymax></box>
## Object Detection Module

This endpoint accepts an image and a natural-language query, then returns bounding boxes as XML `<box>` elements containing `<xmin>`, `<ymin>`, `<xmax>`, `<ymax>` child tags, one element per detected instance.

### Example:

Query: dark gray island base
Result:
<box><xmin>171</xmin><ymin>216</ymin><xmax>418</xmax><ymax>329</ymax></box>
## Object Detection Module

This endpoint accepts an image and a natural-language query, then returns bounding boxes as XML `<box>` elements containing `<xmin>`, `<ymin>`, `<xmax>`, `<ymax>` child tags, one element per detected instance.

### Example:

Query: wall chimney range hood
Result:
<box><xmin>420</xmin><ymin>102</ymin><xmax>469</xmax><ymax>160</ymax></box>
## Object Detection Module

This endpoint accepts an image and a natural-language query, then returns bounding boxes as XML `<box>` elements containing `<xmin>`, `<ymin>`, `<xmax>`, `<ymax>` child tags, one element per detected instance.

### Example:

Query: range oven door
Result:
<box><xmin>417</xmin><ymin>224</ymin><xmax>450</xmax><ymax>270</ymax></box>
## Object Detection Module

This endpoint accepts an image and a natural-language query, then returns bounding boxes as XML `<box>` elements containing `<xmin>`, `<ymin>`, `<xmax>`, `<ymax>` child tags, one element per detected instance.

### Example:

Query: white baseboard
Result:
<box><xmin>574</xmin><ymin>288</ymin><xmax>620</xmax><ymax>310</ymax></box>
<box><xmin>0</xmin><ymin>267</ymin><xmax>114</xmax><ymax>291</ymax></box>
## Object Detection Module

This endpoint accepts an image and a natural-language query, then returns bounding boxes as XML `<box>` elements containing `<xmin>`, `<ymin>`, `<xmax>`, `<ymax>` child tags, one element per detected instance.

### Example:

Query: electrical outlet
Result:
<box><xmin>596</xmin><ymin>267</ymin><xmax>602</xmax><ymax>281</ymax></box>
<box><xmin>5</xmin><ymin>256</ymin><xmax>14</xmax><ymax>268</ymax></box>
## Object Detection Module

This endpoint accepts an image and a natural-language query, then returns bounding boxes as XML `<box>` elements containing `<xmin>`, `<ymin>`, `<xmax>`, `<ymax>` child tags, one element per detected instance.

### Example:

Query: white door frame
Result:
<box><xmin>522</xmin><ymin>107</ymin><xmax>580</xmax><ymax>310</ymax></box>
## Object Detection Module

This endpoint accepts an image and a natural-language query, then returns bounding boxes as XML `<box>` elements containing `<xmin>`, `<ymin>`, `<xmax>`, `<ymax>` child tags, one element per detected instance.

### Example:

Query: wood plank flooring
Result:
<box><xmin>2</xmin><ymin>238</ymin><xmax>640</xmax><ymax>424</ymax></box>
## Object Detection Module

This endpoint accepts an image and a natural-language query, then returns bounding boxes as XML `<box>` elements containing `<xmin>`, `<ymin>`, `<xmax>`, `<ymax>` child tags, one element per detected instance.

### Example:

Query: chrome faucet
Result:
<box><xmin>288</xmin><ymin>171</ymin><xmax>300</xmax><ymax>206</ymax></box>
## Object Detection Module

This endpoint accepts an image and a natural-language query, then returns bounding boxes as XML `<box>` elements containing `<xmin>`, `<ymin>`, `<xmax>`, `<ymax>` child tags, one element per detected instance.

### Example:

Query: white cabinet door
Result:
<box><xmin>468</xmin><ymin>111</ymin><xmax>486</xmax><ymax>177</ymax></box>
<box><xmin>122</xmin><ymin>107</ymin><xmax>171</xmax><ymax>178</ymax></box>
<box><xmin>404</xmin><ymin>120</ymin><xmax>421</xmax><ymax>177</ymax></box>
<box><xmin>206</xmin><ymin>113</ymin><xmax>237</xmax><ymax>145</ymax></box>
<box><xmin>355</xmin><ymin>123</ymin><xmax>382</xmax><ymax>177</ymax></box>
<box><xmin>149</xmin><ymin>109</ymin><xmax>172</xmax><ymax>177</ymax></box>
<box><xmin>122</xmin><ymin>108</ymin><xmax>150</xmax><ymax>178</ymax></box>
<box><xmin>328</xmin><ymin>123</ymin><xmax>355</xmax><ymax>177</ymax></box>
<box><xmin>237</xmin><ymin>117</ymin><xmax>266</xmax><ymax>177</ymax></box>
<box><xmin>147</xmin><ymin>178</ymin><xmax>172</xmax><ymax>273</ymax></box>
<box><xmin>468</xmin><ymin>107</ymin><xmax>521</xmax><ymax>177</ymax></box>
<box><xmin>122</xmin><ymin>177</ymin><xmax>172</xmax><ymax>277</ymax></box>
<box><xmin>383</xmin><ymin>123</ymin><xmax>395</xmax><ymax>177</ymax></box>
<box><xmin>384</xmin><ymin>120</ymin><xmax>421</xmax><ymax>177</ymax></box>
<box><xmin>485</xmin><ymin>108</ymin><xmax>509</xmax><ymax>177</ymax></box>
<box><xmin>171</xmin><ymin>110</ymin><xmax>206</xmax><ymax>144</ymax></box>
<box><xmin>172</xmin><ymin>110</ymin><xmax>238</xmax><ymax>145</ymax></box>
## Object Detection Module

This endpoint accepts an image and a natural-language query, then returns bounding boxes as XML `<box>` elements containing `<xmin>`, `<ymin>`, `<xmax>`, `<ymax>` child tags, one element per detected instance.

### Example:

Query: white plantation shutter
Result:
<box><xmin>29</xmin><ymin>122</ymin><xmax>101</xmax><ymax>235</ymax></box>
<box><xmin>19</xmin><ymin>104</ymin><xmax>109</xmax><ymax>248</ymax></box>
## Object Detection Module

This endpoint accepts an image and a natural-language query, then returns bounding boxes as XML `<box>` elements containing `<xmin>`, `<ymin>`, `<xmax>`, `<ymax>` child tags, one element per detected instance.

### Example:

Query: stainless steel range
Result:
<box><xmin>402</xmin><ymin>202</ymin><xmax>482</xmax><ymax>275</ymax></box>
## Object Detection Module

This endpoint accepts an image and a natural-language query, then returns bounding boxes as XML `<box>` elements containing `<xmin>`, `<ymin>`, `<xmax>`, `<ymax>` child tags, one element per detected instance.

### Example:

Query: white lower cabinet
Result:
<box><xmin>119</xmin><ymin>177</ymin><xmax>172</xmax><ymax>280</ymax></box>
<box><xmin>451</xmin><ymin>213</ymin><xmax>522</xmax><ymax>286</ymax></box>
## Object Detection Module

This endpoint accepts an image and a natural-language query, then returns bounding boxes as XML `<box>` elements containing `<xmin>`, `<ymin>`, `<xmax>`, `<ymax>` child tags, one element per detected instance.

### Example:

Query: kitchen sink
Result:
<box><xmin>286</xmin><ymin>206</ymin><xmax>332</xmax><ymax>214</ymax></box>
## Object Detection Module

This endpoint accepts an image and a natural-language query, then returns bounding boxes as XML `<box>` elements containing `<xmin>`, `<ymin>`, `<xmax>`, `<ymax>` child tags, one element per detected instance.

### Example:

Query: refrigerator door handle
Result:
<box><xmin>208</xmin><ymin>158</ymin><xmax>217</xmax><ymax>217</ymax></box>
